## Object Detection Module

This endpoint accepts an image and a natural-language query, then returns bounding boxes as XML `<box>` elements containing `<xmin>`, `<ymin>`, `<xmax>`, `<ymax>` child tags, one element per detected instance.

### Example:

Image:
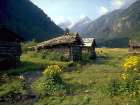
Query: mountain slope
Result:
<box><xmin>70</xmin><ymin>16</ymin><xmax>92</xmax><ymax>34</ymax></box>
<box><xmin>58</xmin><ymin>20</ymin><xmax>72</xmax><ymax>30</ymax></box>
<box><xmin>81</xmin><ymin>0</ymin><xmax>140</xmax><ymax>47</ymax></box>
<box><xmin>0</xmin><ymin>0</ymin><xmax>64</xmax><ymax>41</ymax></box>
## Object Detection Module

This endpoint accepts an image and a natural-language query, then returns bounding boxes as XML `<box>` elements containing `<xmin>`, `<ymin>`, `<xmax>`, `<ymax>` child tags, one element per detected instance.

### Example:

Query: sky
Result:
<box><xmin>30</xmin><ymin>0</ymin><xmax>137</xmax><ymax>24</ymax></box>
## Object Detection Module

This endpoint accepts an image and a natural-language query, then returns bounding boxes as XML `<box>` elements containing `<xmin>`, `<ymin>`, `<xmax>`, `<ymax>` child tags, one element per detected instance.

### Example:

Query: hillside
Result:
<box><xmin>80</xmin><ymin>0</ymin><xmax>140</xmax><ymax>47</ymax></box>
<box><xmin>0</xmin><ymin>0</ymin><xmax>64</xmax><ymax>41</ymax></box>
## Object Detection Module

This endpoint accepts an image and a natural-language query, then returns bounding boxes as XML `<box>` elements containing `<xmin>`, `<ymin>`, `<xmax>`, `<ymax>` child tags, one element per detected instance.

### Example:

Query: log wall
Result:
<box><xmin>0</xmin><ymin>41</ymin><xmax>21</xmax><ymax>70</ymax></box>
<box><xmin>0</xmin><ymin>41</ymin><xmax>21</xmax><ymax>56</ymax></box>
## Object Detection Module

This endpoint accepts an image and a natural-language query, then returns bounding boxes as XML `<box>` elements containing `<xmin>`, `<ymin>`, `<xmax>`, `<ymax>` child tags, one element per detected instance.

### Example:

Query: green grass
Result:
<box><xmin>35</xmin><ymin>48</ymin><xmax>138</xmax><ymax>105</ymax></box>
<box><xmin>0</xmin><ymin>78</ymin><xmax>26</xmax><ymax>97</ymax></box>
<box><xmin>6</xmin><ymin>52</ymin><xmax>74</xmax><ymax>75</ymax></box>
<box><xmin>1</xmin><ymin>48</ymin><xmax>140</xmax><ymax>105</ymax></box>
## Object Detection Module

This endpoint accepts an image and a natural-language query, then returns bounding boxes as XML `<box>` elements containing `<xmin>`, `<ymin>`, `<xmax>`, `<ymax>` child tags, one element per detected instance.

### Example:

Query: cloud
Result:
<box><xmin>52</xmin><ymin>16</ymin><xmax>74</xmax><ymax>28</ymax></box>
<box><xmin>79</xmin><ymin>14</ymin><xmax>87</xmax><ymax>19</ymax></box>
<box><xmin>111</xmin><ymin>0</ymin><xmax>124</xmax><ymax>9</ymax></box>
<box><xmin>52</xmin><ymin>14</ymin><xmax>87</xmax><ymax>25</ymax></box>
<box><xmin>99</xmin><ymin>6</ymin><xmax>109</xmax><ymax>16</ymax></box>
<box><xmin>111</xmin><ymin>0</ymin><xmax>137</xmax><ymax>9</ymax></box>
<box><xmin>52</xmin><ymin>16</ymin><xmax>68</xmax><ymax>24</ymax></box>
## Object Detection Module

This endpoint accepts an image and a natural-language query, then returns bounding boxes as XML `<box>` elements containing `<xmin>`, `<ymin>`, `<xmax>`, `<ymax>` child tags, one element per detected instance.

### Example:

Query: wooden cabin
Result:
<box><xmin>34</xmin><ymin>33</ymin><xmax>83</xmax><ymax>61</ymax></box>
<box><xmin>82</xmin><ymin>38</ymin><xmax>96</xmax><ymax>59</ymax></box>
<box><xmin>0</xmin><ymin>26</ymin><xmax>23</xmax><ymax>70</ymax></box>
<box><xmin>128</xmin><ymin>40</ymin><xmax>140</xmax><ymax>54</ymax></box>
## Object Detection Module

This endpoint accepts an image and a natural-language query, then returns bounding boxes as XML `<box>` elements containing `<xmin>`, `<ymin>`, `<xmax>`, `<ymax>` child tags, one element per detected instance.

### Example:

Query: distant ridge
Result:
<box><xmin>78</xmin><ymin>0</ymin><xmax>140</xmax><ymax>47</ymax></box>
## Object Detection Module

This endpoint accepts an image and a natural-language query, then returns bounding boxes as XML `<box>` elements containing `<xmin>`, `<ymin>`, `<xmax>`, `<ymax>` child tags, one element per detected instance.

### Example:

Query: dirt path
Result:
<box><xmin>22</xmin><ymin>70</ymin><xmax>42</xmax><ymax>94</ymax></box>
<box><xmin>0</xmin><ymin>70</ymin><xmax>43</xmax><ymax>105</ymax></box>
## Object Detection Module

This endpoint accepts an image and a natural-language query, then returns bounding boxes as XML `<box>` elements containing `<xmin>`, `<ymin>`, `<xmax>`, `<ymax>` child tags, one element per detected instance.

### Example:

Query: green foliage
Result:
<box><xmin>7</xmin><ymin>61</ymin><xmax>42</xmax><ymax>75</ymax></box>
<box><xmin>82</xmin><ymin>52</ymin><xmax>93</xmax><ymax>62</ymax></box>
<box><xmin>27</xmin><ymin>50</ymin><xmax>69</xmax><ymax>62</ymax></box>
<box><xmin>0</xmin><ymin>78</ymin><xmax>26</xmax><ymax>97</ymax></box>
<box><xmin>7</xmin><ymin>51</ymin><xmax>73</xmax><ymax>75</ymax></box>
<box><xmin>38</xmin><ymin>50</ymin><xmax>69</xmax><ymax>61</ymax></box>
<box><xmin>107</xmin><ymin>54</ymin><xmax>140</xmax><ymax>97</ymax></box>
<box><xmin>35</xmin><ymin>95</ymin><xmax>92</xmax><ymax>105</ymax></box>
<box><xmin>32</xmin><ymin>66</ymin><xmax>69</xmax><ymax>96</ymax></box>
<box><xmin>135</xmin><ymin>95</ymin><xmax>140</xmax><ymax>105</ymax></box>
<box><xmin>32</xmin><ymin>76</ymin><xmax>68</xmax><ymax>96</ymax></box>
<box><xmin>21</xmin><ymin>40</ymin><xmax>37</xmax><ymax>53</ymax></box>
<box><xmin>107</xmin><ymin>78</ymin><xmax>121</xmax><ymax>96</ymax></box>
<box><xmin>107</xmin><ymin>78</ymin><xmax>139</xmax><ymax>97</ymax></box>
<box><xmin>2</xmin><ymin>48</ymin><xmax>140</xmax><ymax>105</ymax></box>
<box><xmin>122</xmin><ymin>80</ymin><xmax>138</xmax><ymax>94</ymax></box>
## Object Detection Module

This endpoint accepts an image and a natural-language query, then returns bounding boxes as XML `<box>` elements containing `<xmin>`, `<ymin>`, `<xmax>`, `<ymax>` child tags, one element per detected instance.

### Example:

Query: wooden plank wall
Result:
<box><xmin>0</xmin><ymin>41</ymin><xmax>21</xmax><ymax>56</ymax></box>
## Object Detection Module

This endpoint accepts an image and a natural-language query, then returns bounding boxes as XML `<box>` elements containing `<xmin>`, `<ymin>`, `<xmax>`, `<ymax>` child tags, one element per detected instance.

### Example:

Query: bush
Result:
<box><xmin>107</xmin><ymin>78</ymin><xmax>121</xmax><ymax>96</ymax></box>
<box><xmin>107</xmin><ymin>78</ymin><xmax>138</xmax><ymax>97</ymax></box>
<box><xmin>32</xmin><ymin>65</ymin><xmax>69</xmax><ymax>96</ymax></box>
<box><xmin>123</xmin><ymin>80</ymin><xmax>138</xmax><ymax>95</ymax></box>
<box><xmin>107</xmin><ymin>56</ymin><xmax>140</xmax><ymax>97</ymax></box>
<box><xmin>37</xmin><ymin>50</ymin><xmax>69</xmax><ymax>61</ymax></box>
<box><xmin>22</xmin><ymin>40</ymin><xmax>37</xmax><ymax>53</ymax></box>
<box><xmin>82</xmin><ymin>52</ymin><xmax>94</xmax><ymax>63</ymax></box>
<box><xmin>135</xmin><ymin>95</ymin><xmax>140</xmax><ymax>105</ymax></box>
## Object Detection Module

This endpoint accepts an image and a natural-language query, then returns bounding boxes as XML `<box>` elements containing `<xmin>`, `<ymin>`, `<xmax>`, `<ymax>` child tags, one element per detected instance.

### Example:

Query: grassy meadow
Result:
<box><xmin>1</xmin><ymin>47</ymin><xmax>140</xmax><ymax>105</ymax></box>
<box><xmin>35</xmin><ymin>48</ymin><xmax>130</xmax><ymax>105</ymax></box>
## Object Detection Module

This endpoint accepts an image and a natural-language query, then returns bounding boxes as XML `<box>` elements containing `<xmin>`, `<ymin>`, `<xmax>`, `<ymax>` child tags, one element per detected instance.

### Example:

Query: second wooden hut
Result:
<box><xmin>82</xmin><ymin>38</ymin><xmax>96</xmax><ymax>59</ymax></box>
<box><xmin>128</xmin><ymin>40</ymin><xmax>140</xmax><ymax>54</ymax></box>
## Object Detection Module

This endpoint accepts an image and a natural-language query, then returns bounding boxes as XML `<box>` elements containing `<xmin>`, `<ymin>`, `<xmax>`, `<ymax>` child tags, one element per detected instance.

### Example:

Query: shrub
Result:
<box><xmin>123</xmin><ymin>80</ymin><xmax>138</xmax><ymax>95</ymax></box>
<box><xmin>82</xmin><ymin>52</ymin><xmax>93</xmax><ymax>62</ymax></box>
<box><xmin>107</xmin><ymin>78</ymin><xmax>121</xmax><ymax>96</ymax></box>
<box><xmin>107</xmin><ymin>78</ymin><xmax>138</xmax><ymax>97</ymax></box>
<box><xmin>22</xmin><ymin>40</ymin><xmax>37</xmax><ymax>53</ymax></box>
<box><xmin>135</xmin><ymin>95</ymin><xmax>140</xmax><ymax>105</ymax></box>
<box><xmin>32</xmin><ymin>76</ymin><xmax>67</xmax><ymax>96</ymax></box>
<box><xmin>32</xmin><ymin>65</ymin><xmax>69</xmax><ymax>96</ymax></box>
<box><xmin>38</xmin><ymin>50</ymin><xmax>68</xmax><ymax>61</ymax></box>
<box><xmin>107</xmin><ymin>56</ymin><xmax>140</xmax><ymax>97</ymax></box>
<box><xmin>121</xmin><ymin>56</ymin><xmax>140</xmax><ymax>96</ymax></box>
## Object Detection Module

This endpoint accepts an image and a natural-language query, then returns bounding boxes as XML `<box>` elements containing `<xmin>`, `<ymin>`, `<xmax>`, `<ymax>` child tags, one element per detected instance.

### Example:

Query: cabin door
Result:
<box><xmin>71</xmin><ymin>46</ymin><xmax>82</xmax><ymax>61</ymax></box>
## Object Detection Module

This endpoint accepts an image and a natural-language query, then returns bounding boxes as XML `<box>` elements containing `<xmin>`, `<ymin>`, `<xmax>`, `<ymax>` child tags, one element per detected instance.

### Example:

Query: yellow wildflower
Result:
<box><xmin>43</xmin><ymin>65</ymin><xmax>62</xmax><ymax>77</ymax></box>
<box><xmin>122</xmin><ymin>56</ymin><xmax>140</xmax><ymax>72</ymax></box>
<box><xmin>121</xmin><ymin>73</ymin><xmax>128</xmax><ymax>80</ymax></box>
